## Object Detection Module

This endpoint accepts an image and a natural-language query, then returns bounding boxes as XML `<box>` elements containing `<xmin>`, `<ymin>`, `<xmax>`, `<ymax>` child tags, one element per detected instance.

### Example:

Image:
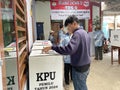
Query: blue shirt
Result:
<box><xmin>93</xmin><ymin>30</ymin><xmax>104</xmax><ymax>47</ymax></box>
<box><xmin>59</xmin><ymin>34</ymin><xmax>71</xmax><ymax>64</ymax></box>
<box><xmin>48</xmin><ymin>34</ymin><xmax>55</xmax><ymax>44</ymax></box>
<box><xmin>52</xmin><ymin>28</ymin><xmax>91</xmax><ymax>67</ymax></box>
<box><xmin>59</xmin><ymin>30</ymin><xmax>65</xmax><ymax>43</ymax></box>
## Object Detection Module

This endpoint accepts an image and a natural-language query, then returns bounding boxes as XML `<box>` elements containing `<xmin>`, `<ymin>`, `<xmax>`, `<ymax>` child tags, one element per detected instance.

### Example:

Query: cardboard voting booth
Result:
<box><xmin>29</xmin><ymin>40</ymin><xmax>64</xmax><ymax>90</ymax></box>
<box><xmin>111</xmin><ymin>30</ymin><xmax>120</xmax><ymax>47</ymax></box>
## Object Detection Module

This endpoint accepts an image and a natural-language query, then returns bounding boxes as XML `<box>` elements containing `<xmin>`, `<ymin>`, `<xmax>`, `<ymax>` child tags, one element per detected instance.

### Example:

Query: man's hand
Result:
<box><xmin>42</xmin><ymin>46</ymin><xmax>52</xmax><ymax>53</ymax></box>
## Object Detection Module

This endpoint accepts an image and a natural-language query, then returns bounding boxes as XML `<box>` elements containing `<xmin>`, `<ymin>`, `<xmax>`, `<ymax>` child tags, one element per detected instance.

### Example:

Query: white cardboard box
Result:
<box><xmin>29</xmin><ymin>50</ymin><xmax>64</xmax><ymax>90</ymax></box>
<box><xmin>5</xmin><ymin>57</ymin><xmax>19</xmax><ymax>90</ymax></box>
<box><xmin>111</xmin><ymin>30</ymin><xmax>120</xmax><ymax>47</ymax></box>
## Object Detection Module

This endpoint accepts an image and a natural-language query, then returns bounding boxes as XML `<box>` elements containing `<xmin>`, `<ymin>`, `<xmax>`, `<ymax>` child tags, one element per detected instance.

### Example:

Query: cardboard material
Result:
<box><xmin>29</xmin><ymin>54</ymin><xmax>64</xmax><ymax>90</ymax></box>
<box><xmin>29</xmin><ymin>40</ymin><xmax>64</xmax><ymax>90</ymax></box>
<box><xmin>5</xmin><ymin>57</ymin><xmax>19</xmax><ymax>90</ymax></box>
<box><xmin>111</xmin><ymin>30</ymin><xmax>120</xmax><ymax>47</ymax></box>
<box><xmin>32</xmin><ymin>46</ymin><xmax>44</xmax><ymax>50</ymax></box>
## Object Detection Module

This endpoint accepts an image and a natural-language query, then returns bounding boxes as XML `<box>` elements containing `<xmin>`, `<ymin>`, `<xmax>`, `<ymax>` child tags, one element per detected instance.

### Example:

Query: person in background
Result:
<box><xmin>80</xmin><ymin>25</ymin><xmax>84</xmax><ymax>29</ymax></box>
<box><xmin>93</xmin><ymin>26</ymin><xmax>104</xmax><ymax>60</ymax></box>
<box><xmin>59</xmin><ymin>29</ymin><xmax>72</xmax><ymax>90</ymax></box>
<box><xmin>108</xmin><ymin>38</ymin><xmax>111</xmax><ymax>52</ymax></box>
<box><xmin>58</xmin><ymin>24</ymin><xmax>65</xmax><ymax>44</ymax></box>
<box><xmin>43</xmin><ymin>15</ymin><xmax>91</xmax><ymax>90</ymax></box>
<box><xmin>48</xmin><ymin>30</ymin><xmax>55</xmax><ymax>45</ymax></box>
<box><xmin>103</xmin><ymin>38</ymin><xmax>109</xmax><ymax>53</ymax></box>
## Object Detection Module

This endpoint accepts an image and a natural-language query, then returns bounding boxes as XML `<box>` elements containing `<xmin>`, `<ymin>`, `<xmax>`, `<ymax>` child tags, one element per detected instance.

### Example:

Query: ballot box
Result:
<box><xmin>111</xmin><ymin>30</ymin><xmax>120</xmax><ymax>47</ymax></box>
<box><xmin>5</xmin><ymin>56</ymin><xmax>19</xmax><ymax>90</ymax></box>
<box><xmin>29</xmin><ymin>50</ymin><xmax>64</xmax><ymax>90</ymax></box>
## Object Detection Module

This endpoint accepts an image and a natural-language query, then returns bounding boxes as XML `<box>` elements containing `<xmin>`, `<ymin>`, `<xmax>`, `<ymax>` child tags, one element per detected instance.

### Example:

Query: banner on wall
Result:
<box><xmin>50</xmin><ymin>0</ymin><xmax>90</xmax><ymax>20</ymax></box>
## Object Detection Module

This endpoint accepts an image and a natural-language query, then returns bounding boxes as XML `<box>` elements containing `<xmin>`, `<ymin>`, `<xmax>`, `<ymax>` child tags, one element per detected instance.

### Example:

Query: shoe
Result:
<box><xmin>94</xmin><ymin>58</ymin><xmax>98</xmax><ymax>60</ymax></box>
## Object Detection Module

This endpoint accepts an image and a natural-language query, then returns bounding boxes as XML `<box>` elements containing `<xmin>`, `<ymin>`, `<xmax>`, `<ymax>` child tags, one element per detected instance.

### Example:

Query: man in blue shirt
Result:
<box><xmin>59</xmin><ymin>32</ymin><xmax>72</xmax><ymax>87</ymax></box>
<box><xmin>93</xmin><ymin>26</ymin><xmax>104</xmax><ymax>60</ymax></box>
<box><xmin>43</xmin><ymin>15</ymin><xmax>91</xmax><ymax>90</ymax></box>
<box><xmin>58</xmin><ymin>24</ymin><xmax>65</xmax><ymax>44</ymax></box>
<box><xmin>48</xmin><ymin>31</ymin><xmax>55</xmax><ymax>45</ymax></box>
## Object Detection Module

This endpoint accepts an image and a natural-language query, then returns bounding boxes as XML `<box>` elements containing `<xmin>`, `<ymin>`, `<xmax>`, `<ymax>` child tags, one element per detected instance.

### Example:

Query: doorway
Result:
<box><xmin>79</xmin><ymin>19</ymin><xmax>86</xmax><ymax>30</ymax></box>
<box><xmin>36</xmin><ymin>22</ymin><xmax>44</xmax><ymax>40</ymax></box>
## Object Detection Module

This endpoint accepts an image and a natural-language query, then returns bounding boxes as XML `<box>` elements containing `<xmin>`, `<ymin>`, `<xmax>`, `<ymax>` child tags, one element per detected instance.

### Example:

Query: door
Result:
<box><xmin>36</xmin><ymin>22</ymin><xmax>44</xmax><ymax>40</ymax></box>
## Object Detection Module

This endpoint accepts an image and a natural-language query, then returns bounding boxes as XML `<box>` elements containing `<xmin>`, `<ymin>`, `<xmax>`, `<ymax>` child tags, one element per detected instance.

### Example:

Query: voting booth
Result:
<box><xmin>29</xmin><ymin>40</ymin><xmax>64</xmax><ymax>90</ymax></box>
<box><xmin>110</xmin><ymin>30</ymin><xmax>120</xmax><ymax>64</ymax></box>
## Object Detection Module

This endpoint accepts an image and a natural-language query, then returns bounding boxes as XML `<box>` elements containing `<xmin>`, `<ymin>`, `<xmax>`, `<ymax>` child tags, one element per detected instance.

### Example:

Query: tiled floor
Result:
<box><xmin>67</xmin><ymin>52</ymin><xmax>120</xmax><ymax>90</ymax></box>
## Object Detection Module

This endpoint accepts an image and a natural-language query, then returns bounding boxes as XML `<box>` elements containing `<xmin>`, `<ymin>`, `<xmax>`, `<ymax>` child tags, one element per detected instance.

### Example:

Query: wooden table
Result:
<box><xmin>111</xmin><ymin>46</ymin><xmax>120</xmax><ymax>64</ymax></box>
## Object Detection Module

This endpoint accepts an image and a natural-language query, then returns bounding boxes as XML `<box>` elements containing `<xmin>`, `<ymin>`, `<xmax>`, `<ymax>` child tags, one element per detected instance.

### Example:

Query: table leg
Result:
<box><xmin>118</xmin><ymin>49</ymin><xmax>120</xmax><ymax>64</ymax></box>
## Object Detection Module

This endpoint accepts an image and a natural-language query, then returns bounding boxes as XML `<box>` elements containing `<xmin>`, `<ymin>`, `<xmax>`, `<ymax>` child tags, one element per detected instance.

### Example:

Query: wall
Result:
<box><xmin>26</xmin><ymin>0</ymin><xmax>33</xmax><ymax>51</ymax></box>
<box><xmin>89</xmin><ymin>2</ymin><xmax>101</xmax><ymax>32</ymax></box>
<box><xmin>92</xmin><ymin>5</ymin><xmax>100</xmax><ymax>30</ymax></box>
<box><xmin>32</xmin><ymin>0</ymin><xmax>37</xmax><ymax>41</ymax></box>
<box><xmin>85</xmin><ymin>20</ymin><xmax>89</xmax><ymax>31</ymax></box>
<box><xmin>35</xmin><ymin>1</ymin><xmax>51</xmax><ymax>40</ymax></box>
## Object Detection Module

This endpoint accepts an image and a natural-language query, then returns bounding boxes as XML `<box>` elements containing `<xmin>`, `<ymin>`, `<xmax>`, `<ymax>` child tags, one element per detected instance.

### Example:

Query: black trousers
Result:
<box><xmin>64</xmin><ymin>63</ymin><xmax>72</xmax><ymax>85</ymax></box>
<box><xmin>95</xmin><ymin>46</ymin><xmax>103</xmax><ymax>60</ymax></box>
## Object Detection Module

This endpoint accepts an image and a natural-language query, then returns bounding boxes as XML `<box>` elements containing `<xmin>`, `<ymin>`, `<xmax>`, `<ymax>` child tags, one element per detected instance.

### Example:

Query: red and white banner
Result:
<box><xmin>50</xmin><ymin>0</ymin><xmax>90</xmax><ymax>20</ymax></box>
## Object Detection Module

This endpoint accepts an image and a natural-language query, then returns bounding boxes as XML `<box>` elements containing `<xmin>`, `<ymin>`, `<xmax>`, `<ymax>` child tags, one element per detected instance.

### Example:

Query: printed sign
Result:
<box><xmin>29</xmin><ymin>53</ymin><xmax>63</xmax><ymax>90</ymax></box>
<box><xmin>50</xmin><ymin>0</ymin><xmax>90</xmax><ymax>20</ymax></box>
<box><xmin>111</xmin><ymin>30</ymin><xmax>120</xmax><ymax>47</ymax></box>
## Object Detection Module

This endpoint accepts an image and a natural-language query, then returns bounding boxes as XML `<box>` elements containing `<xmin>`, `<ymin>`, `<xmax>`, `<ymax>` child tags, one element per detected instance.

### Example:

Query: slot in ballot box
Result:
<box><xmin>32</xmin><ymin>46</ymin><xmax>44</xmax><ymax>50</ymax></box>
<box><xmin>29</xmin><ymin>50</ymin><xmax>64</xmax><ymax>90</ymax></box>
<box><xmin>33</xmin><ymin>40</ymin><xmax>52</xmax><ymax>46</ymax></box>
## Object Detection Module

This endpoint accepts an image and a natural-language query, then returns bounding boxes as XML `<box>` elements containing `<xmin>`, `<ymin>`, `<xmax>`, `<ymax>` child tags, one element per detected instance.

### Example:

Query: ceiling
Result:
<box><xmin>91</xmin><ymin>0</ymin><xmax>120</xmax><ymax>12</ymax></box>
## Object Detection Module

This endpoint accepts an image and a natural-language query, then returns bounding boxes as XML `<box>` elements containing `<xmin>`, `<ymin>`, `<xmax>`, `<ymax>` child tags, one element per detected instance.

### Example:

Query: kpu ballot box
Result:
<box><xmin>29</xmin><ymin>50</ymin><xmax>64</xmax><ymax>90</ymax></box>
<box><xmin>5</xmin><ymin>56</ymin><xmax>19</xmax><ymax>90</ymax></box>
